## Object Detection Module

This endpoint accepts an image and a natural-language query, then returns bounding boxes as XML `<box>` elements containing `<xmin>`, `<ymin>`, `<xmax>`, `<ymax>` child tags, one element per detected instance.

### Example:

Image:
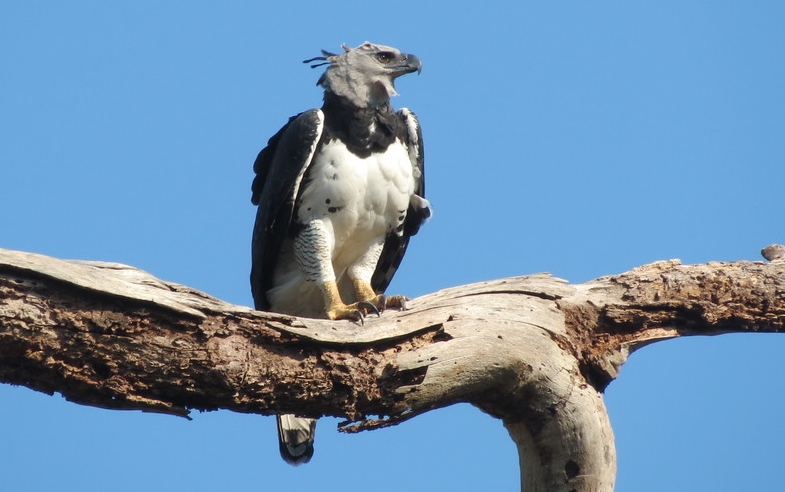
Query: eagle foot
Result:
<box><xmin>327</xmin><ymin>301</ymin><xmax>380</xmax><ymax>326</ymax></box>
<box><xmin>382</xmin><ymin>294</ymin><xmax>410</xmax><ymax>311</ymax></box>
<box><xmin>360</xmin><ymin>294</ymin><xmax>410</xmax><ymax>314</ymax></box>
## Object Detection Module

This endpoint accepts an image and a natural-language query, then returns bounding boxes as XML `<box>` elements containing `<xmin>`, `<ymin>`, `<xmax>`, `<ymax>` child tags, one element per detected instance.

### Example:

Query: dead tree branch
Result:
<box><xmin>1</xmin><ymin>247</ymin><xmax>783</xmax><ymax>492</ymax></box>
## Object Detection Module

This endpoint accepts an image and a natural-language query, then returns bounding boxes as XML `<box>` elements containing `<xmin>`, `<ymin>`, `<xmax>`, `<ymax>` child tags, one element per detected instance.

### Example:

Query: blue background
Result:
<box><xmin>1</xmin><ymin>2</ymin><xmax>783</xmax><ymax>490</ymax></box>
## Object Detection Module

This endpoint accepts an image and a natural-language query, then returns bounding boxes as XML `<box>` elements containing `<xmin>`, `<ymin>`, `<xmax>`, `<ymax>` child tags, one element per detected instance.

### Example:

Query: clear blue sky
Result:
<box><xmin>1</xmin><ymin>2</ymin><xmax>784</xmax><ymax>491</ymax></box>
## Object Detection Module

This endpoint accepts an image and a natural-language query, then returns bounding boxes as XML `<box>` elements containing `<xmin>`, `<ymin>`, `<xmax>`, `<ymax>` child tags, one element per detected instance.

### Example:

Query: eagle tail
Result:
<box><xmin>276</xmin><ymin>414</ymin><xmax>317</xmax><ymax>465</ymax></box>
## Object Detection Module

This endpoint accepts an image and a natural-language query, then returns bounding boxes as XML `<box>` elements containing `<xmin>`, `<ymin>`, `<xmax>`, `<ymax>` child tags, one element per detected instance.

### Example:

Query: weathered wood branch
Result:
<box><xmin>1</xmin><ymin>247</ymin><xmax>783</xmax><ymax>492</ymax></box>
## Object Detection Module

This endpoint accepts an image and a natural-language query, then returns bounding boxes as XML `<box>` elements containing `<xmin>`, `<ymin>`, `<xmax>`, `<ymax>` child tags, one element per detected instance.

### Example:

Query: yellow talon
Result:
<box><xmin>350</xmin><ymin>279</ymin><xmax>409</xmax><ymax>312</ymax></box>
<box><xmin>321</xmin><ymin>280</ymin><xmax>409</xmax><ymax>324</ymax></box>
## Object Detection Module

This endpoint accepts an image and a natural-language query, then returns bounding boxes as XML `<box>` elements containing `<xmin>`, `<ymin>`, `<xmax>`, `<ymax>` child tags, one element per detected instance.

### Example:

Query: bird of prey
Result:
<box><xmin>250</xmin><ymin>42</ymin><xmax>430</xmax><ymax>464</ymax></box>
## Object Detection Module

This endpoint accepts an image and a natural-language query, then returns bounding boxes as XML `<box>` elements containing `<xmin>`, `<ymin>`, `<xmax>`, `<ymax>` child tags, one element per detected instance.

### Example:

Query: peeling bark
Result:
<box><xmin>1</xmin><ymin>247</ymin><xmax>783</xmax><ymax>492</ymax></box>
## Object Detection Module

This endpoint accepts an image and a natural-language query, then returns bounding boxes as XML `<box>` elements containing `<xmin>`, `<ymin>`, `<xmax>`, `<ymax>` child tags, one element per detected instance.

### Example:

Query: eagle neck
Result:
<box><xmin>321</xmin><ymin>92</ymin><xmax>402</xmax><ymax>158</ymax></box>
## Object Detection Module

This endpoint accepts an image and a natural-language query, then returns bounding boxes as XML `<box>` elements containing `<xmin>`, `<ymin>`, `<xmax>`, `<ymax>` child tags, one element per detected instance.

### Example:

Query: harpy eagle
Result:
<box><xmin>250</xmin><ymin>42</ymin><xmax>430</xmax><ymax>464</ymax></box>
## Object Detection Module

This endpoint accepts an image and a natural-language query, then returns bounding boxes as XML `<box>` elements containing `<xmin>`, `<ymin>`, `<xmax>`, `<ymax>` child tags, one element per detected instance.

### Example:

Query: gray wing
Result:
<box><xmin>371</xmin><ymin>108</ymin><xmax>429</xmax><ymax>293</ymax></box>
<box><xmin>250</xmin><ymin>109</ymin><xmax>324</xmax><ymax>310</ymax></box>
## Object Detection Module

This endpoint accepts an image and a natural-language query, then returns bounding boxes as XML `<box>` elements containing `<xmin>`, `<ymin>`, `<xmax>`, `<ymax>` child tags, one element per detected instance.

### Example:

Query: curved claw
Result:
<box><xmin>357</xmin><ymin>300</ymin><xmax>381</xmax><ymax>318</ymax></box>
<box><xmin>326</xmin><ymin>305</ymin><xmax>365</xmax><ymax>325</ymax></box>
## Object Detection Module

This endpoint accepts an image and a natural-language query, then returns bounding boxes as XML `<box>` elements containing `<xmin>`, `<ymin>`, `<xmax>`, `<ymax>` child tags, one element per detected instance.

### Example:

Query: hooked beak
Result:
<box><xmin>393</xmin><ymin>53</ymin><xmax>423</xmax><ymax>77</ymax></box>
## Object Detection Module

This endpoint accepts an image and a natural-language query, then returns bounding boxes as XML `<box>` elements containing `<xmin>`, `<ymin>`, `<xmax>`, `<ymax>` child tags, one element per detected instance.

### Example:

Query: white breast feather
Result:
<box><xmin>268</xmin><ymin>138</ymin><xmax>415</xmax><ymax>317</ymax></box>
<box><xmin>298</xmin><ymin>139</ymin><xmax>414</xmax><ymax>247</ymax></box>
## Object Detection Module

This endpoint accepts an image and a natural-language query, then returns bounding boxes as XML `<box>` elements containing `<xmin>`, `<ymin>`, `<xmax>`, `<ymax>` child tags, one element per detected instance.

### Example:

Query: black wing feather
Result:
<box><xmin>371</xmin><ymin>109</ymin><xmax>427</xmax><ymax>293</ymax></box>
<box><xmin>250</xmin><ymin>109</ymin><xmax>324</xmax><ymax>310</ymax></box>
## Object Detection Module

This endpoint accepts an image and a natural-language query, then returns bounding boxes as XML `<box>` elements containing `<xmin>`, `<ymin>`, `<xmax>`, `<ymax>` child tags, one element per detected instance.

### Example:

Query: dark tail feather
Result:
<box><xmin>276</xmin><ymin>414</ymin><xmax>317</xmax><ymax>465</ymax></box>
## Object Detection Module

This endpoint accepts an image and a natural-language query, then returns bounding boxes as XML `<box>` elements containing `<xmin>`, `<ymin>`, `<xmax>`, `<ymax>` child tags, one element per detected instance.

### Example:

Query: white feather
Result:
<box><xmin>267</xmin><ymin>138</ymin><xmax>416</xmax><ymax>317</ymax></box>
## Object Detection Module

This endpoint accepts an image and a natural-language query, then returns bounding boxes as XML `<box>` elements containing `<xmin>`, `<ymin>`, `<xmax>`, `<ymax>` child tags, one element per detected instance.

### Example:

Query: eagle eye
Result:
<box><xmin>376</xmin><ymin>52</ymin><xmax>394</xmax><ymax>64</ymax></box>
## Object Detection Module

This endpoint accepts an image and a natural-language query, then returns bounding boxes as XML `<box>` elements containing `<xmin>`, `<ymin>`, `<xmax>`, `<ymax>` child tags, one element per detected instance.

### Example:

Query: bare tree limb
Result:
<box><xmin>1</xmin><ymin>247</ymin><xmax>783</xmax><ymax>492</ymax></box>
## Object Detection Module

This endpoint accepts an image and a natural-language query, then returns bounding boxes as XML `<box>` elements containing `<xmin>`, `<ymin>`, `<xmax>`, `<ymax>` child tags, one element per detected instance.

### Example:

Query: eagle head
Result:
<box><xmin>305</xmin><ymin>42</ymin><xmax>422</xmax><ymax>108</ymax></box>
